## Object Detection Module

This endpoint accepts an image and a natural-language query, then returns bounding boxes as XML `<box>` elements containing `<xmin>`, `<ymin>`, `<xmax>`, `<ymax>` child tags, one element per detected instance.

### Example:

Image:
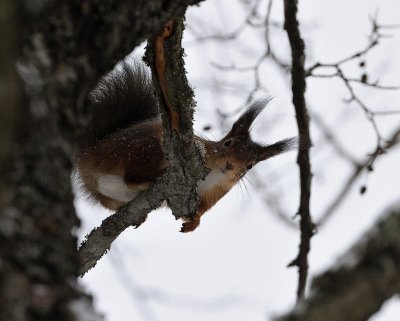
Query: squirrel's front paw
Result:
<box><xmin>180</xmin><ymin>219</ymin><xmax>200</xmax><ymax>233</ymax></box>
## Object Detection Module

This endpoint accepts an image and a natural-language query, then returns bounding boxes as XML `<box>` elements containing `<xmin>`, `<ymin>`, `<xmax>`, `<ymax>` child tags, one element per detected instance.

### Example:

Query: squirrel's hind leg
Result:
<box><xmin>96</xmin><ymin>193</ymin><xmax>125</xmax><ymax>211</ymax></box>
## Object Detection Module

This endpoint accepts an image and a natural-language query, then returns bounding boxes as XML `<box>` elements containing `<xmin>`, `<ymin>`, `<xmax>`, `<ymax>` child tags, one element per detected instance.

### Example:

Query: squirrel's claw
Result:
<box><xmin>180</xmin><ymin>219</ymin><xmax>200</xmax><ymax>233</ymax></box>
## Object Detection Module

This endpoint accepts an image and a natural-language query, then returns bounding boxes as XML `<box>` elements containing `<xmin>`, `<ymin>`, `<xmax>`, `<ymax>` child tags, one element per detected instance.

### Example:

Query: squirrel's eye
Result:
<box><xmin>223</xmin><ymin>139</ymin><xmax>232</xmax><ymax>147</ymax></box>
<box><xmin>247</xmin><ymin>163</ymin><xmax>253</xmax><ymax>170</ymax></box>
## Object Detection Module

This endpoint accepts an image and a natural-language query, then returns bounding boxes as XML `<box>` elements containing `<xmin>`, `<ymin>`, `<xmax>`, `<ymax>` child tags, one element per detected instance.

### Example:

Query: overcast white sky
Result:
<box><xmin>76</xmin><ymin>1</ymin><xmax>400</xmax><ymax>320</ymax></box>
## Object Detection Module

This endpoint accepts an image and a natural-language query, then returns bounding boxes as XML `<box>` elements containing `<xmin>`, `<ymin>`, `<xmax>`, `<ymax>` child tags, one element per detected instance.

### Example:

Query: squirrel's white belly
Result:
<box><xmin>197</xmin><ymin>169</ymin><xmax>225</xmax><ymax>195</ymax></box>
<box><xmin>97</xmin><ymin>169</ymin><xmax>226</xmax><ymax>204</ymax></box>
<box><xmin>97</xmin><ymin>174</ymin><xmax>139</xmax><ymax>202</ymax></box>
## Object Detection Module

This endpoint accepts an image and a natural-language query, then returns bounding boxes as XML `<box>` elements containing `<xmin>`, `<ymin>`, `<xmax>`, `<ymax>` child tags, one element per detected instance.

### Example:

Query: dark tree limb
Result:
<box><xmin>146</xmin><ymin>18</ymin><xmax>207</xmax><ymax>218</ymax></box>
<box><xmin>276</xmin><ymin>205</ymin><xmax>400</xmax><ymax>321</ymax></box>
<box><xmin>283</xmin><ymin>0</ymin><xmax>315</xmax><ymax>301</ymax></box>
<box><xmin>0</xmin><ymin>0</ymin><xmax>20</xmax><ymax>197</ymax></box>
<box><xmin>1</xmin><ymin>0</ymin><xmax>205</xmax><ymax>319</ymax></box>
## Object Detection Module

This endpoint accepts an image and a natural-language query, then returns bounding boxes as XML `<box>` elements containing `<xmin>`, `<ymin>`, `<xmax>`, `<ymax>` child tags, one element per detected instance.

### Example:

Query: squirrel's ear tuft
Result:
<box><xmin>227</xmin><ymin>97</ymin><xmax>273</xmax><ymax>137</ymax></box>
<box><xmin>258</xmin><ymin>136</ymin><xmax>299</xmax><ymax>161</ymax></box>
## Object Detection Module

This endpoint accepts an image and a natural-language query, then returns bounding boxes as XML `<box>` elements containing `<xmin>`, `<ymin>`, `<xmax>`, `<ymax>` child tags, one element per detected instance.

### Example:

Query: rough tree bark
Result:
<box><xmin>0</xmin><ymin>1</ymin><xmax>203</xmax><ymax>320</ymax></box>
<box><xmin>284</xmin><ymin>0</ymin><xmax>314</xmax><ymax>301</ymax></box>
<box><xmin>78</xmin><ymin>17</ymin><xmax>207</xmax><ymax>276</ymax></box>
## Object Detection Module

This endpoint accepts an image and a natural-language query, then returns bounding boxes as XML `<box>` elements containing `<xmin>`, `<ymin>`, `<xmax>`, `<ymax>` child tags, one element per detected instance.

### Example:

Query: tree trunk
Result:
<box><xmin>0</xmin><ymin>1</ymin><xmax>203</xmax><ymax>320</ymax></box>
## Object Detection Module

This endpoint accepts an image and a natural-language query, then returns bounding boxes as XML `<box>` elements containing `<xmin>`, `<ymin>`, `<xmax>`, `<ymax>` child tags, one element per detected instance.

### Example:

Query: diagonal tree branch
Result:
<box><xmin>284</xmin><ymin>0</ymin><xmax>315</xmax><ymax>301</ymax></box>
<box><xmin>276</xmin><ymin>204</ymin><xmax>400</xmax><ymax>321</ymax></box>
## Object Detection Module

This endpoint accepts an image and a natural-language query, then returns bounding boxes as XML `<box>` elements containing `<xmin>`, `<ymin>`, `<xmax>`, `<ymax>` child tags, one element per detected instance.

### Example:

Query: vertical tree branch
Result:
<box><xmin>0</xmin><ymin>0</ymin><xmax>19</xmax><ymax>185</ymax></box>
<box><xmin>145</xmin><ymin>17</ymin><xmax>207</xmax><ymax>219</ymax></box>
<box><xmin>284</xmin><ymin>0</ymin><xmax>314</xmax><ymax>301</ymax></box>
<box><xmin>276</xmin><ymin>206</ymin><xmax>400</xmax><ymax>321</ymax></box>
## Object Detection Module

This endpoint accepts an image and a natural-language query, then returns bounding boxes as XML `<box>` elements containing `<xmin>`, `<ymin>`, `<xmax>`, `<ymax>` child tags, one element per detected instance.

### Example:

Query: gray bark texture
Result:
<box><xmin>276</xmin><ymin>205</ymin><xmax>400</xmax><ymax>321</ymax></box>
<box><xmin>0</xmin><ymin>0</ymin><xmax>203</xmax><ymax>320</ymax></box>
<box><xmin>78</xmin><ymin>17</ymin><xmax>207</xmax><ymax>276</ymax></box>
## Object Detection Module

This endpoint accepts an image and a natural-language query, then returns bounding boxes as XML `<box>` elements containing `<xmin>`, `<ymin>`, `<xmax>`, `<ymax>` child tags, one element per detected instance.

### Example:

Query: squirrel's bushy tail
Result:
<box><xmin>84</xmin><ymin>61</ymin><xmax>159</xmax><ymax>147</ymax></box>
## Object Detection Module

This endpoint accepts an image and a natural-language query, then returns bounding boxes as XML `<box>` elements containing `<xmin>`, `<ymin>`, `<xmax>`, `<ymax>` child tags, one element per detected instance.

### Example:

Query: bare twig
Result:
<box><xmin>372</xmin><ymin>109</ymin><xmax>400</xmax><ymax>116</ymax></box>
<box><xmin>186</xmin><ymin>0</ymin><xmax>264</xmax><ymax>45</ymax></box>
<box><xmin>311</xmin><ymin>111</ymin><xmax>359</xmax><ymax>166</ymax></box>
<box><xmin>109</xmin><ymin>247</ymin><xmax>247</xmax><ymax>313</ymax></box>
<box><xmin>265</xmin><ymin>0</ymin><xmax>290</xmax><ymax>70</ymax></box>
<box><xmin>190</xmin><ymin>0</ymin><xmax>289</xmax><ymax>128</ymax></box>
<box><xmin>318</xmin><ymin>125</ymin><xmax>400</xmax><ymax>226</ymax></box>
<box><xmin>109</xmin><ymin>250</ymin><xmax>159</xmax><ymax>321</ymax></box>
<box><xmin>305</xmin><ymin>39</ymin><xmax>378</xmax><ymax>75</ymax></box>
<box><xmin>306</xmin><ymin>15</ymin><xmax>400</xmax><ymax>153</ymax></box>
<box><xmin>78</xmin><ymin>187</ymin><xmax>164</xmax><ymax>276</ymax></box>
<box><xmin>251</xmin><ymin>174</ymin><xmax>297</xmax><ymax>229</ymax></box>
<box><xmin>283</xmin><ymin>0</ymin><xmax>315</xmax><ymax>301</ymax></box>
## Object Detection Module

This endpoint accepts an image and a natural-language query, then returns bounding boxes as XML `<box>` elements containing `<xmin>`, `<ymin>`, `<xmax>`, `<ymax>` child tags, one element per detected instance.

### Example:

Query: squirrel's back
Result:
<box><xmin>83</xmin><ymin>61</ymin><xmax>160</xmax><ymax>148</ymax></box>
<box><xmin>75</xmin><ymin>61</ymin><xmax>164</xmax><ymax>210</ymax></box>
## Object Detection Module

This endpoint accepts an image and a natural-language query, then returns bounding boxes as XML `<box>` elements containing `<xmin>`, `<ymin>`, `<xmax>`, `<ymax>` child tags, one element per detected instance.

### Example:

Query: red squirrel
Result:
<box><xmin>75</xmin><ymin>61</ymin><xmax>298</xmax><ymax>232</ymax></box>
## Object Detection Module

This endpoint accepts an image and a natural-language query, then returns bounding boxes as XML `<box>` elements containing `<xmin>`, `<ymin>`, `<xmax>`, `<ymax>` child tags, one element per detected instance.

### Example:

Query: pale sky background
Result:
<box><xmin>75</xmin><ymin>0</ymin><xmax>400</xmax><ymax>320</ymax></box>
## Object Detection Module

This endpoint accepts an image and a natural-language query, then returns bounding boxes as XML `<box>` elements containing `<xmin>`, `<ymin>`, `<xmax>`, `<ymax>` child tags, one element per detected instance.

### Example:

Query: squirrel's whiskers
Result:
<box><xmin>74</xmin><ymin>62</ymin><xmax>298</xmax><ymax>232</ymax></box>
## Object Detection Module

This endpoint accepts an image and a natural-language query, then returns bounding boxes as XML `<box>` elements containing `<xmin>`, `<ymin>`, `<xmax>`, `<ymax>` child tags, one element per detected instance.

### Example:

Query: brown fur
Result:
<box><xmin>181</xmin><ymin>184</ymin><xmax>230</xmax><ymax>232</ymax></box>
<box><xmin>75</xmin><ymin>62</ymin><xmax>298</xmax><ymax>232</ymax></box>
<box><xmin>76</xmin><ymin>118</ymin><xmax>166</xmax><ymax>206</ymax></box>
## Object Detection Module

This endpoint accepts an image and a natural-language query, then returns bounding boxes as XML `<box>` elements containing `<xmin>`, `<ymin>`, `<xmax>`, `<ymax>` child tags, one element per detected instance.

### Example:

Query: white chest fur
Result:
<box><xmin>197</xmin><ymin>169</ymin><xmax>226</xmax><ymax>195</ymax></box>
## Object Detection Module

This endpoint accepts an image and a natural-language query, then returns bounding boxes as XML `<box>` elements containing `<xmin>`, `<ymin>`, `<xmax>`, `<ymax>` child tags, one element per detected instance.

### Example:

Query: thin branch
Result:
<box><xmin>345</xmin><ymin>78</ymin><xmax>400</xmax><ymax>90</ymax></box>
<box><xmin>186</xmin><ymin>0</ymin><xmax>263</xmax><ymax>45</ymax></box>
<box><xmin>109</xmin><ymin>249</ymin><xmax>159</xmax><ymax>321</ymax></box>
<box><xmin>193</xmin><ymin>0</ymin><xmax>290</xmax><ymax>130</ymax></box>
<box><xmin>306</xmin><ymin>15</ymin><xmax>400</xmax><ymax>153</ymax></box>
<box><xmin>318</xmin><ymin>125</ymin><xmax>400</xmax><ymax>226</ymax></box>
<box><xmin>109</xmin><ymin>247</ymin><xmax>247</xmax><ymax>312</ymax></box>
<box><xmin>305</xmin><ymin>14</ymin><xmax>399</xmax><ymax>75</ymax></box>
<box><xmin>276</xmin><ymin>205</ymin><xmax>400</xmax><ymax>321</ymax></box>
<box><xmin>336</xmin><ymin>66</ymin><xmax>384</xmax><ymax>147</ymax></box>
<box><xmin>305</xmin><ymin>38</ymin><xmax>378</xmax><ymax>75</ymax></box>
<box><xmin>284</xmin><ymin>0</ymin><xmax>315</xmax><ymax>301</ymax></box>
<box><xmin>311</xmin><ymin>111</ymin><xmax>359</xmax><ymax>167</ymax></box>
<box><xmin>309</xmin><ymin>72</ymin><xmax>400</xmax><ymax>91</ymax></box>
<box><xmin>372</xmin><ymin>109</ymin><xmax>400</xmax><ymax>116</ymax></box>
<box><xmin>251</xmin><ymin>174</ymin><xmax>297</xmax><ymax>229</ymax></box>
<box><xmin>78</xmin><ymin>187</ymin><xmax>164</xmax><ymax>276</ymax></box>
<box><xmin>265</xmin><ymin>0</ymin><xmax>290</xmax><ymax>70</ymax></box>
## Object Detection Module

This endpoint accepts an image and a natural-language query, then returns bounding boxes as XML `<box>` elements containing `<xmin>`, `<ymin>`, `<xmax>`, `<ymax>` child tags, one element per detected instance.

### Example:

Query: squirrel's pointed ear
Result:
<box><xmin>226</xmin><ymin>97</ymin><xmax>273</xmax><ymax>137</ymax></box>
<box><xmin>257</xmin><ymin>136</ymin><xmax>299</xmax><ymax>161</ymax></box>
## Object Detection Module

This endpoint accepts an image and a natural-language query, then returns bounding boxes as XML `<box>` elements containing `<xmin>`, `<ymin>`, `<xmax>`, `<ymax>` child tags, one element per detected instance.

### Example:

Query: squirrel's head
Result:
<box><xmin>203</xmin><ymin>99</ymin><xmax>298</xmax><ymax>185</ymax></box>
